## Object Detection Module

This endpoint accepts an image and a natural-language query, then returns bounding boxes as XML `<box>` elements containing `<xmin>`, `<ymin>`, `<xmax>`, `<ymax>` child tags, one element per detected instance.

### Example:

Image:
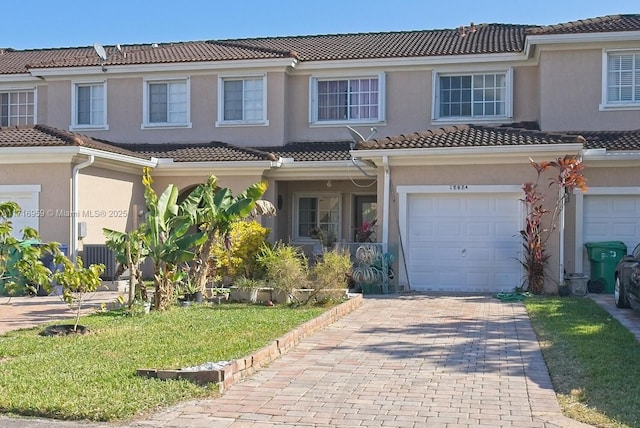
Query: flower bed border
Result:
<box><xmin>136</xmin><ymin>293</ymin><xmax>363</xmax><ymax>392</ymax></box>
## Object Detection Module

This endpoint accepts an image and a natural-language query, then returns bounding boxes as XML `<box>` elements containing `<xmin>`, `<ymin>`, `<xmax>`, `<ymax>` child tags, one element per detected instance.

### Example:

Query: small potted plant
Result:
<box><xmin>174</xmin><ymin>265</ymin><xmax>202</xmax><ymax>305</ymax></box>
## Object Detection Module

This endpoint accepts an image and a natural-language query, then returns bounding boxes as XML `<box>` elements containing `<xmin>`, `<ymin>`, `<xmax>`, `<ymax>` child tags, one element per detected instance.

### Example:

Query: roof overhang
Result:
<box><xmin>265</xmin><ymin>159</ymin><xmax>376</xmax><ymax>180</ymax></box>
<box><xmin>353</xmin><ymin>144</ymin><xmax>584</xmax><ymax>166</ymax></box>
<box><xmin>0</xmin><ymin>146</ymin><xmax>157</xmax><ymax>171</ymax></box>
<box><xmin>525</xmin><ymin>31</ymin><xmax>640</xmax><ymax>57</ymax></box>
<box><xmin>581</xmin><ymin>148</ymin><xmax>640</xmax><ymax>167</ymax></box>
<box><xmin>151</xmin><ymin>158</ymin><xmax>276</xmax><ymax>176</ymax></box>
<box><xmin>27</xmin><ymin>58</ymin><xmax>298</xmax><ymax>79</ymax></box>
<box><xmin>294</xmin><ymin>52</ymin><xmax>527</xmax><ymax>72</ymax></box>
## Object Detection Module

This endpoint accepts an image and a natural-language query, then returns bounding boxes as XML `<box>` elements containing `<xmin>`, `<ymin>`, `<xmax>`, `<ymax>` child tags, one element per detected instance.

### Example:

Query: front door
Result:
<box><xmin>354</xmin><ymin>195</ymin><xmax>377</xmax><ymax>242</ymax></box>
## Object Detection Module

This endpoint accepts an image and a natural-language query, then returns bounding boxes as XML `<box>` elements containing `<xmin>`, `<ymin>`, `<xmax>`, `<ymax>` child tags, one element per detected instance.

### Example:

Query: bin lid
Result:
<box><xmin>584</xmin><ymin>241</ymin><xmax>627</xmax><ymax>250</ymax></box>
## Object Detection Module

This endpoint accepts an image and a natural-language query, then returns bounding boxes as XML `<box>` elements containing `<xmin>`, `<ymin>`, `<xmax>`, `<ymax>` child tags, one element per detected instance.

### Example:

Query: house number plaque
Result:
<box><xmin>449</xmin><ymin>185</ymin><xmax>469</xmax><ymax>190</ymax></box>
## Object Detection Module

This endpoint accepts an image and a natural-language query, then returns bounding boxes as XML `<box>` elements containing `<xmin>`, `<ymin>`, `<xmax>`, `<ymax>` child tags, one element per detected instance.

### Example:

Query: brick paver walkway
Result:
<box><xmin>124</xmin><ymin>294</ymin><xmax>588</xmax><ymax>427</ymax></box>
<box><xmin>0</xmin><ymin>292</ymin><xmax>596</xmax><ymax>427</ymax></box>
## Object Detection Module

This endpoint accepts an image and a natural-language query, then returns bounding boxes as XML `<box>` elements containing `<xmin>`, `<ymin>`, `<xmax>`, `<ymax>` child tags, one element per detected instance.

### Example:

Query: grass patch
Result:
<box><xmin>0</xmin><ymin>303</ymin><xmax>327</xmax><ymax>421</ymax></box>
<box><xmin>525</xmin><ymin>296</ymin><xmax>640</xmax><ymax>428</ymax></box>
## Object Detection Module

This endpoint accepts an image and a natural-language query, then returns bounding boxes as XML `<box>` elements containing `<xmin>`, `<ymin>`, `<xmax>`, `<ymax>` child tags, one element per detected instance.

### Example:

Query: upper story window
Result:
<box><xmin>216</xmin><ymin>75</ymin><xmax>268</xmax><ymax>126</ymax></box>
<box><xmin>432</xmin><ymin>69</ymin><xmax>513</xmax><ymax>122</ymax></box>
<box><xmin>601</xmin><ymin>50</ymin><xmax>640</xmax><ymax>110</ymax></box>
<box><xmin>0</xmin><ymin>89</ymin><xmax>35</xmax><ymax>126</ymax></box>
<box><xmin>309</xmin><ymin>73</ymin><xmax>385</xmax><ymax>125</ymax></box>
<box><xmin>142</xmin><ymin>77</ymin><xmax>191</xmax><ymax>128</ymax></box>
<box><xmin>71</xmin><ymin>81</ymin><xmax>107</xmax><ymax>130</ymax></box>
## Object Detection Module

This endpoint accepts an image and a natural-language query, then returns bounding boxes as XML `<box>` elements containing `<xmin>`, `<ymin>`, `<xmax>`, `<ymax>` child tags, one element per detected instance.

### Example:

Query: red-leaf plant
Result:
<box><xmin>519</xmin><ymin>155</ymin><xmax>587</xmax><ymax>294</ymax></box>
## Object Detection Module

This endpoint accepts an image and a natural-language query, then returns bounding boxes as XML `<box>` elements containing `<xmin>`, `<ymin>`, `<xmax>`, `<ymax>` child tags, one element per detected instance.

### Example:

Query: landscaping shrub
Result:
<box><xmin>256</xmin><ymin>242</ymin><xmax>309</xmax><ymax>292</ymax></box>
<box><xmin>211</xmin><ymin>220</ymin><xmax>270</xmax><ymax>281</ymax></box>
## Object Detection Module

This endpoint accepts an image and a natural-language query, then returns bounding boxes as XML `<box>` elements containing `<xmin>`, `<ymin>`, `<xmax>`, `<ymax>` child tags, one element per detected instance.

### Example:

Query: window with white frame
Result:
<box><xmin>143</xmin><ymin>78</ymin><xmax>190</xmax><ymax>128</ymax></box>
<box><xmin>71</xmin><ymin>82</ymin><xmax>106</xmax><ymax>129</ymax></box>
<box><xmin>217</xmin><ymin>75</ymin><xmax>267</xmax><ymax>125</ymax></box>
<box><xmin>295</xmin><ymin>194</ymin><xmax>341</xmax><ymax>245</ymax></box>
<box><xmin>432</xmin><ymin>69</ymin><xmax>512</xmax><ymax>121</ymax></box>
<box><xmin>310</xmin><ymin>73</ymin><xmax>385</xmax><ymax>124</ymax></box>
<box><xmin>0</xmin><ymin>89</ymin><xmax>35</xmax><ymax>126</ymax></box>
<box><xmin>603</xmin><ymin>51</ymin><xmax>640</xmax><ymax>108</ymax></box>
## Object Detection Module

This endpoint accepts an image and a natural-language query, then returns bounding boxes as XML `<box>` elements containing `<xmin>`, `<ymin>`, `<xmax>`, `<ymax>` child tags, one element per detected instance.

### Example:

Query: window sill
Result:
<box><xmin>599</xmin><ymin>103</ymin><xmax>640</xmax><ymax>112</ymax></box>
<box><xmin>141</xmin><ymin>122</ymin><xmax>192</xmax><ymax>130</ymax></box>
<box><xmin>215</xmin><ymin>120</ymin><xmax>269</xmax><ymax>128</ymax></box>
<box><xmin>69</xmin><ymin>124</ymin><xmax>109</xmax><ymax>131</ymax></box>
<box><xmin>431</xmin><ymin>117</ymin><xmax>512</xmax><ymax>126</ymax></box>
<box><xmin>309</xmin><ymin>120</ymin><xmax>386</xmax><ymax>128</ymax></box>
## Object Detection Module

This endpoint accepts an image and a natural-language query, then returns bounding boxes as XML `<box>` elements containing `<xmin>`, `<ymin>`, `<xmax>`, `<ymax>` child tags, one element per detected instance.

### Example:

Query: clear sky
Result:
<box><xmin>4</xmin><ymin>0</ymin><xmax>638</xmax><ymax>50</ymax></box>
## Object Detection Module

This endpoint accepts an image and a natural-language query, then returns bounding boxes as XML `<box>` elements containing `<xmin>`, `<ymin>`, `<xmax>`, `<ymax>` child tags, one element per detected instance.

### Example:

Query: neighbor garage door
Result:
<box><xmin>406</xmin><ymin>192</ymin><xmax>521</xmax><ymax>293</ymax></box>
<box><xmin>583</xmin><ymin>194</ymin><xmax>640</xmax><ymax>270</ymax></box>
<box><xmin>0</xmin><ymin>185</ymin><xmax>41</xmax><ymax>238</ymax></box>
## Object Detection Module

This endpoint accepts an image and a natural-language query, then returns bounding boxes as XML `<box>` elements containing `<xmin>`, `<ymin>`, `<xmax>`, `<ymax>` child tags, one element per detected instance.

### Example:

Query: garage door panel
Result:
<box><xmin>584</xmin><ymin>195</ymin><xmax>640</xmax><ymax>273</ymax></box>
<box><xmin>0</xmin><ymin>188</ymin><xmax>40</xmax><ymax>238</ymax></box>
<box><xmin>407</xmin><ymin>193</ymin><xmax>521</xmax><ymax>293</ymax></box>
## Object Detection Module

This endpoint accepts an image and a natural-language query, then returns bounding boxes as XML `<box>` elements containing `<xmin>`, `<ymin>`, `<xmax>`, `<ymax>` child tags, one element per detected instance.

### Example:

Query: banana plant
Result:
<box><xmin>180</xmin><ymin>175</ymin><xmax>275</xmax><ymax>292</ymax></box>
<box><xmin>103</xmin><ymin>227</ymin><xmax>149</xmax><ymax>307</ymax></box>
<box><xmin>142</xmin><ymin>168</ymin><xmax>206</xmax><ymax>310</ymax></box>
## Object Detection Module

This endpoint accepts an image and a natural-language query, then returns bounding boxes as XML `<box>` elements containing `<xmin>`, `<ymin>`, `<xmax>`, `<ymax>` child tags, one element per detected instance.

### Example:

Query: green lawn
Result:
<box><xmin>0</xmin><ymin>303</ymin><xmax>327</xmax><ymax>421</ymax></box>
<box><xmin>526</xmin><ymin>296</ymin><xmax>640</xmax><ymax>428</ymax></box>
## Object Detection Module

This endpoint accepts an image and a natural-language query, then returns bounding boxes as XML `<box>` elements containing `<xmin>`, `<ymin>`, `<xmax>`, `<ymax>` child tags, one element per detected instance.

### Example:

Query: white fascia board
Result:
<box><xmin>525</xmin><ymin>31</ymin><xmax>640</xmax><ymax>57</ymax></box>
<box><xmin>527</xmin><ymin>31</ymin><xmax>640</xmax><ymax>47</ymax></box>
<box><xmin>582</xmin><ymin>150</ymin><xmax>640</xmax><ymax>167</ymax></box>
<box><xmin>0</xmin><ymin>146</ymin><xmax>157</xmax><ymax>168</ymax></box>
<box><xmin>294</xmin><ymin>52</ymin><xmax>526</xmax><ymax>71</ymax></box>
<box><xmin>28</xmin><ymin>58</ymin><xmax>298</xmax><ymax>79</ymax></box>
<box><xmin>353</xmin><ymin>144</ymin><xmax>583</xmax><ymax>166</ymax></box>
<box><xmin>77</xmin><ymin>147</ymin><xmax>157</xmax><ymax>167</ymax></box>
<box><xmin>152</xmin><ymin>159</ymin><xmax>274</xmax><ymax>176</ymax></box>
<box><xmin>265</xmin><ymin>160</ymin><xmax>374</xmax><ymax>179</ymax></box>
<box><xmin>0</xmin><ymin>74</ymin><xmax>41</xmax><ymax>84</ymax></box>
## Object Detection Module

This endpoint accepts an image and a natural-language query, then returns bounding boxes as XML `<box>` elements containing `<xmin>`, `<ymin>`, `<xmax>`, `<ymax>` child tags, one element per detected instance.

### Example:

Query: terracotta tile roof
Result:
<box><xmin>355</xmin><ymin>125</ymin><xmax>586</xmax><ymax>150</ymax></box>
<box><xmin>115</xmin><ymin>142</ymin><xmax>277</xmax><ymax>162</ymax></box>
<box><xmin>565</xmin><ymin>130</ymin><xmax>640</xmax><ymax>151</ymax></box>
<box><xmin>0</xmin><ymin>125</ymin><xmax>149</xmax><ymax>159</ymax></box>
<box><xmin>213</xmin><ymin>24</ymin><xmax>527</xmax><ymax>62</ymax></box>
<box><xmin>259</xmin><ymin>141</ymin><xmax>353</xmax><ymax>162</ymax></box>
<box><xmin>527</xmin><ymin>14</ymin><xmax>640</xmax><ymax>35</ymax></box>
<box><xmin>0</xmin><ymin>42</ymin><xmax>296</xmax><ymax>74</ymax></box>
<box><xmin>0</xmin><ymin>24</ymin><xmax>528</xmax><ymax>74</ymax></box>
<box><xmin>3</xmin><ymin>14</ymin><xmax>639</xmax><ymax>74</ymax></box>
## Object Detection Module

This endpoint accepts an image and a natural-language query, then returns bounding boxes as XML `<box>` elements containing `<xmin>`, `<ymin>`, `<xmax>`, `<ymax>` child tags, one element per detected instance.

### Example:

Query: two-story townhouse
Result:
<box><xmin>0</xmin><ymin>14</ymin><xmax>639</xmax><ymax>294</ymax></box>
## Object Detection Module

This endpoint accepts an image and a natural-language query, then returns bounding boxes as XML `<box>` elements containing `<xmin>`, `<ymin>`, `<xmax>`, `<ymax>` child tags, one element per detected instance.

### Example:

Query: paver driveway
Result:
<box><xmin>126</xmin><ymin>293</ymin><xmax>586</xmax><ymax>428</ymax></box>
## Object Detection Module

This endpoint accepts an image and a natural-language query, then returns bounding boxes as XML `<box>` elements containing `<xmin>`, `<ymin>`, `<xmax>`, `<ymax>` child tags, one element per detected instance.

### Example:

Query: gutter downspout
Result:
<box><xmin>71</xmin><ymin>155</ymin><xmax>94</xmax><ymax>262</ymax></box>
<box><xmin>559</xmin><ymin>186</ymin><xmax>565</xmax><ymax>286</ymax></box>
<box><xmin>382</xmin><ymin>156</ymin><xmax>390</xmax><ymax>254</ymax></box>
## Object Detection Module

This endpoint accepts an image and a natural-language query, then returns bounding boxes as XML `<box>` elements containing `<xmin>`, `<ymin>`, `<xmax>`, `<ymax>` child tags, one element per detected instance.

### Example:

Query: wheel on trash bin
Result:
<box><xmin>615</xmin><ymin>276</ymin><xmax>630</xmax><ymax>309</ymax></box>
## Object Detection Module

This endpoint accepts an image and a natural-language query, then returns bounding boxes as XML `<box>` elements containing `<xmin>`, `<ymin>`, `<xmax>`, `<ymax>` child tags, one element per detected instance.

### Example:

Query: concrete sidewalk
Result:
<box><xmin>0</xmin><ymin>293</ymin><xmax>593</xmax><ymax>427</ymax></box>
<box><xmin>0</xmin><ymin>290</ymin><xmax>123</xmax><ymax>334</ymax></box>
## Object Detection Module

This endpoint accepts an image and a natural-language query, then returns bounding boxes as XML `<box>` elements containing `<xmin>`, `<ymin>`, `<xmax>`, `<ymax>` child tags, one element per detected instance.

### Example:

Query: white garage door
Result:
<box><xmin>406</xmin><ymin>193</ymin><xmax>521</xmax><ymax>293</ymax></box>
<box><xmin>583</xmin><ymin>194</ymin><xmax>640</xmax><ymax>269</ymax></box>
<box><xmin>0</xmin><ymin>185</ymin><xmax>41</xmax><ymax>239</ymax></box>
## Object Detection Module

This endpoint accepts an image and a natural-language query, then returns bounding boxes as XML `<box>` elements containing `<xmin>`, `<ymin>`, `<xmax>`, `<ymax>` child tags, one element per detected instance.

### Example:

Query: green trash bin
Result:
<box><xmin>584</xmin><ymin>241</ymin><xmax>627</xmax><ymax>294</ymax></box>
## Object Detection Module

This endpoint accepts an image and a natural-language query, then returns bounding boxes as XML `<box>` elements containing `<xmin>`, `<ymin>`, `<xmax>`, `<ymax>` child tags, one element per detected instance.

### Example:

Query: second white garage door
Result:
<box><xmin>582</xmin><ymin>194</ymin><xmax>640</xmax><ymax>270</ymax></box>
<box><xmin>406</xmin><ymin>192</ymin><xmax>522</xmax><ymax>293</ymax></box>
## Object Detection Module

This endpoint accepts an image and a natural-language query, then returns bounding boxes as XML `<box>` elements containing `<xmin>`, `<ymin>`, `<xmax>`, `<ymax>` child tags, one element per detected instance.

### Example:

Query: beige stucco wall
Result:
<box><xmin>35</xmin><ymin>63</ymin><xmax>542</xmax><ymax>148</ymax></box>
<box><xmin>0</xmin><ymin>163</ymin><xmax>71</xmax><ymax>244</ymax></box>
<box><xmin>42</xmin><ymin>73</ymin><xmax>287</xmax><ymax>146</ymax></box>
<box><xmin>539</xmin><ymin>47</ymin><xmax>640</xmax><ymax>131</ymax></box>
<box><xmin>77</xmin><ymin>166</ymin><xmax>144</xmax><ymax>245</ymax></box>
